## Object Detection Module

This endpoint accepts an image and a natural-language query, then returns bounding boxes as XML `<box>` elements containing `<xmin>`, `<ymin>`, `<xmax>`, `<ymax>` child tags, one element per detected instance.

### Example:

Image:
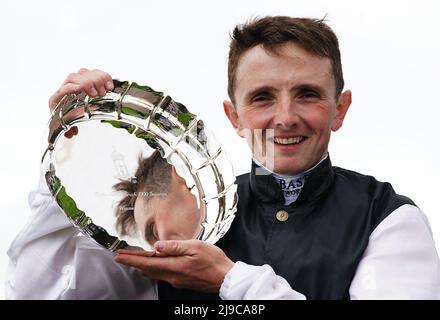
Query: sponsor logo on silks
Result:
<box><xmin>277</xmin><ymin>177</ymin><xmax>304</xmax><ymax>190</ymax></box>
<box><xmin>275</xmin><ymin>176</ymin><xmax>306</xmax><ymax>205</ymax></box>
<box><xmin>284</xmin><ymin>188</ymin><xmax>302</xmax><ymax>197</ymax></box>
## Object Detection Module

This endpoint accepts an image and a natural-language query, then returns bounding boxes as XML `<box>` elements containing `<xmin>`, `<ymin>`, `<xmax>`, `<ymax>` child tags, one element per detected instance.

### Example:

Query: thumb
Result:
<box><xmin>154</xmin><ymin>240</ymin><xmax>195</xmax><ymax>256</ymax></box>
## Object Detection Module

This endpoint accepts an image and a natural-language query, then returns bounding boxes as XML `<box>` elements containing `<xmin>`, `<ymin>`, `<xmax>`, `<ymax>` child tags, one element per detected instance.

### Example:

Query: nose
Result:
<box><xmin>155</xmin><ymin>217</ymin><xmax>182</xmax><ymax>241</ymax></box>
<box><xmin>273</xmin><ymin>94</ymin><xmax>300</xmax><ymax>129</ymax></box>
<box><xmin>155</xmin><ymin>220</ymin><xmax>170</xmax><ymax>241</ymax></box>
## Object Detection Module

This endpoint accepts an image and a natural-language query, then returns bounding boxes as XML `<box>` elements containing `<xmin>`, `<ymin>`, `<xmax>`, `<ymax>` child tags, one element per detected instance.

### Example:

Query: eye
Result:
<box><xmin>253</xmin><ymin>95</ymin><xmax>270</xmax><ymax>102</ymax></box>
<box><xmin>250</xmin><ymin>92</ymin><xmax>274</xmax><ymax>105</ymax></box>
<box><xmin>145</xmin><ymin>222</ymin><xmax>158</xmax><ymax>243</ymax></box>
<box><xmin>298</xmin><ymin>90</ymin><xmax>319</xmax><ymax>99</ymax></box>
<box><xmin>296</xmin><ymin>89</ymin><xmax>322</xmax><ymax>104</ymax></box>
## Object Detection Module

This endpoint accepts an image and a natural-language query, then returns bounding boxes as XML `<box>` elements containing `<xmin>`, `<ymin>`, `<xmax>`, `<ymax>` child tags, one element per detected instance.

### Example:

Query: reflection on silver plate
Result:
<box><xmin>42</xmin><ymin>79</ymin><xmax>237</xmax><ymax>251</ymax></box>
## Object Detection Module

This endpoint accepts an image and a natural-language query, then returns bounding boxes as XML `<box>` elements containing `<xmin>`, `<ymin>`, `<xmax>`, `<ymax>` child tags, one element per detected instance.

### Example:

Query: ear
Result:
<box><xmin>171</xmin><ymin>165</ymin><xmax>178</xmax><ymax>177</ymax></box>
<box><xmin>331</xmin><ymin>90</ymin><xmax>352</xmax><ymax>132</ymax></box>
<box><xmin>170</xmin><ymin>166</ymin><xmax>184</xmax><ymax>181</ymax></box>
<box><xmin>170</xmin><ymin>166</ymin><xmax>186</xmax><ymax>189</ymax></box>
<box><xmin>223</xmin><ymin>100</ymin><xmax>244</xmax><ymax>137</ymax></box>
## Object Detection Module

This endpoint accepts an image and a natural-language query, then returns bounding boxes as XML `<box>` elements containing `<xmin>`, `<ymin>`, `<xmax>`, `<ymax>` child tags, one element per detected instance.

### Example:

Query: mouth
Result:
<box><xmin>272</xmin><ymin>136</ymin><xmax>307</xmax><ymax>145</ymax></box>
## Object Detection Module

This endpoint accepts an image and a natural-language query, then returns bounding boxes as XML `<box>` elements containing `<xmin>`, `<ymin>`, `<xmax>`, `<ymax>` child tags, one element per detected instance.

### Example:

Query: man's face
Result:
<box><xmin>224</xmin><ymin>43</ymin><xmax>351</xmax><ymax>175</ymax></box>
<box><xmin>133</xmin><ymin>170</ymin><xmax>201</xmax><ymax>246</ymax></box>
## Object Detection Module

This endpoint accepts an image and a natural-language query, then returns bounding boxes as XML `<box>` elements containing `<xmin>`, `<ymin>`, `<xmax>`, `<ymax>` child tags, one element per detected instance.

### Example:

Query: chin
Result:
<box><xmin>272</xmin><ymin>159</ymin><xmax>309</xmax><ymax>175</ymax></box>
<box><xmin>274</xmin><ymin>167</ymin><xmax>302</xmax><ymax>175</ymax></box>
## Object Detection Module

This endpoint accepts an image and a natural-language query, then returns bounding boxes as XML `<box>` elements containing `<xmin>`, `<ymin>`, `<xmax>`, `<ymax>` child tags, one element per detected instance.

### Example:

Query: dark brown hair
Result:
<box><xmin>227</xmin><ymin>16</ymin><xmax>344</xmax><ymax>103</ymax></box>
<box><xmin>113</xmin><ymin>150</ymin><xmax>171</xmax><ymax>236</ymax></box>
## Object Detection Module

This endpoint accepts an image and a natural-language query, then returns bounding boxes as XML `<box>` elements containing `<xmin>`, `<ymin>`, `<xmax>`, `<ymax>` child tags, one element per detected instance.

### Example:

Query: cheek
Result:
<box><xmin>239</xmin><ymin>107</ymin><xmax>273</xmax><ymax>130</ymax></box>
<box><xmin>133</xmin><ymin>206</ymin><xmax>146</xmax><ymax>234</ymax></box>
<box><xmin>135</xmin><ymin>198</ymin><xmax>162</xmax><ymax>233</ymax></box>
<box><xmin>178</xmin><ymin>196</ymin><xmax>199</xmax><ymax>218</ymax></box>
<box><xmin>299</xmin><ymin>104</ymin><xmax>334</xmax><ymax>132</ymax></box>
<box><xmin>176</xmin><ymin>196</ymin><xmax>200</xmax><ymax>227</ymax></box>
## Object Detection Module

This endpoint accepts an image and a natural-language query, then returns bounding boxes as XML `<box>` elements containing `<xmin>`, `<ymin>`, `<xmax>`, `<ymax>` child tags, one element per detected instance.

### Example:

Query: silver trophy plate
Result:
<box><xmin>42</xmin><ymin>79</ymin><xmax>237</xmax><ymax>251</ymax></box>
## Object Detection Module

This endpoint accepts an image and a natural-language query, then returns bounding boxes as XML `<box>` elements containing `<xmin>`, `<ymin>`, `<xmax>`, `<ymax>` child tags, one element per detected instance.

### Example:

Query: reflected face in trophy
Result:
<box><xmin>113</xmin><ymin>150</ymin><xmax>201</xmax><ymax>246</ymax></box>
<box><xmin>133</xmin><ymin>167</ymin><xmax>201</xmax><ymax>245</ymax></box>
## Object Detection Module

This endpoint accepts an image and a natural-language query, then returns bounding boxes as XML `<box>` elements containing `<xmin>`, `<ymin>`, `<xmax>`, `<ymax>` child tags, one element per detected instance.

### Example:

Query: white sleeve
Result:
<box><xmin>5</xmin><ymin>165</ymin><xmax>157</xmax><ymax>300</ymax></box>
<box><xmin>219</xmin><ymin>204</ymin><xmax>440</xmax><ymax>300</ymax></box>
<box><xmin>349</xmin><ymin>204</ymin><xmax>440</xmax><ymax>300</ymax></box>
<box><xmin>219</xmin><ymin>261</ymin><xmax>306</xmax><ymax>300</ymax></box>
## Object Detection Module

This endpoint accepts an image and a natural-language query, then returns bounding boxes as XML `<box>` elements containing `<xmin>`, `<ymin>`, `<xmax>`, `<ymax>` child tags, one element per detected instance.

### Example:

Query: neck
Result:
<box><xmin>253</xmin><ymin>152</ymin><xmax>329</xmax><ymax>178</ymax></box>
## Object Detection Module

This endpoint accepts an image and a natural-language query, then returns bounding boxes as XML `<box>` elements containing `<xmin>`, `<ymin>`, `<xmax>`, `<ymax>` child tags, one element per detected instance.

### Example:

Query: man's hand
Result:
<box><xmin>48</xmin><ymin>68</ymin><xmax>114</xmax><ymax>138</ymax></box>
<box><xmin>48</xmin><ymin>68</ymin><xmax>114</xmax><ymax>113</ymax></box>
<box><xmin>114</xmin><ymin>240</ymin><xmax>235</xmax><ymax>293</ymax></box>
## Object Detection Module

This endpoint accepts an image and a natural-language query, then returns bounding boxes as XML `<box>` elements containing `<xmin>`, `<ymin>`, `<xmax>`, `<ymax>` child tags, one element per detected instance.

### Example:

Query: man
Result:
<box><xmin>7</xmin><ymin>16</ymin><xmax>440</xmax><ymax>299</ymax></box>
<box><xmin>116</xmin><ymin>16</ymin><xmax>440</xmax><ymax>299</ymax></box>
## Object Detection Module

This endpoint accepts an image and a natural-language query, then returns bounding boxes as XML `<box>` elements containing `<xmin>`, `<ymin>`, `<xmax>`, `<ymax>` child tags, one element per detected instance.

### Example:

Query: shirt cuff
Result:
<box><xmin>219</xmin><ymin>261</ymin><xmax>306</xmax><ymax>300</ymax></box>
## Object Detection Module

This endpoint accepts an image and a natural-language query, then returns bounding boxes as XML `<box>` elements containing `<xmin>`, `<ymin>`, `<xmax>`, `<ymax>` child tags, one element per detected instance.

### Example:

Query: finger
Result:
<box><xmin>49</xmin><ymin>83</ymin><xmax>81</xmax><ymax>110</ymax></box>
<box><xmin>61</xmin><ymin>69</ymin><xmax>112</xmax><ymax>98</ymax></box>
<box><xmin>151</xmin><ymin>251</ymin><xmax>171</xmax><ymax>257</ymax></box>
<box><xmin>77</xmin><ymin>68</ymin><xmax>90</xmax><ymax>75</ymax></box>
<box><xmin>104</xmin><ymin>79</ymin><xmax>114</xmax><ymax>91</ymax></box>
<box><xmin>62</xmin><ymin>72</ymin><xmax>82</xmax><ymax>86</ymax></box>
<box><xmin>91</xmin><ymin>69</ymin><xmax>113</xmax><ymax>93</ymax></box>
<box><xmin>116</xmin><ymin>249</ymin><xmax>156</xmax><ymax>257</ymax></box>
<box><xmin>114</xmin><ymin>254</ymin><xmax>181</xmax><ymax>279</ymax></box>
<box><xmin>86</xmin><ymin>88</ymin><xmax>98</xmax><ymax>97</ymax></box>
<box><xmin>82</xmin><ymin>73</ymin><xmax>106</xmax><ymax>97</ymax></box>
<box><xmin>114</xmin><ymin>254</ymin><xmax>156</xmax><ymax>270</ymax></box>
<box><xmin>154</xmin><ymin>240</ymin><xmax>199</xmax><ymax>256</ymax></box>
<box><xmin>94</xmin><ymin>79</ymin><xmax>106</xmax><ymax>96</ymax></box>
<box><xmin>82</xmin><ymin>81</ymin><xmax>99</xmax><ymax>97</ymax></box>
<box><xmin>82</xmin><ymin>69</ymin><xmax>110</xmax><ymax>96</ymax></box>
<box><xmin>67</xmin><ymin>72</ymin><xmax>101</xmax><ymax>97</ymax></box>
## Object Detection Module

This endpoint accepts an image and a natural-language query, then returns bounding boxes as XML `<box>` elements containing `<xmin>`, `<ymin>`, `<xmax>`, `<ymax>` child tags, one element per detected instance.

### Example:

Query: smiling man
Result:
<box><xmin>7</xmin><ymin>16</ymin><xmax>440</xmax><ymax>300</ymax></box>
<box><xmin>124</xmin><ymin>16</ymin><xmax>440</xmax><ymax>300</ymax></box>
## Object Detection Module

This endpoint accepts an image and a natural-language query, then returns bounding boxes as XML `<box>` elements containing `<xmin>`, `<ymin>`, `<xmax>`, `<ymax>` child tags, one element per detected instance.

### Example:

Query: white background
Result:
<box><xmin>0</xmin><ymin>0</ymin><xmax>439</xmax><ymax>300</ymax></box>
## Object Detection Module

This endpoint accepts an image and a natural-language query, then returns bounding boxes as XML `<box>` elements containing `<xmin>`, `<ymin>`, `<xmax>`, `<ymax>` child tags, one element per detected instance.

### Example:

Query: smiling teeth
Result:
<box><xmin>274</xmin><ymin>136</ymin><xmax>304</xmax><ymax>145</ymax></box>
